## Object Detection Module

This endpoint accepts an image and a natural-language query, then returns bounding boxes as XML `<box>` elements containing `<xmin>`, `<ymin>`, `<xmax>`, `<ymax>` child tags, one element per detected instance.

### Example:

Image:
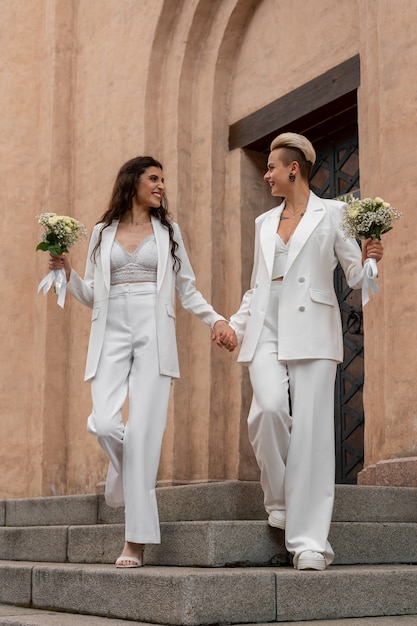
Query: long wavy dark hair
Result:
<box><xmin>91</xmin><ymin>156</ymin><xmax>181</xmax><ymax>271</ymax></box>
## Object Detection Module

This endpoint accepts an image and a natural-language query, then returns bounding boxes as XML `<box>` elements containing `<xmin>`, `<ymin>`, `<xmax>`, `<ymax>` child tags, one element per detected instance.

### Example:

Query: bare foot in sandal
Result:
<box><xmin>116</xmin><ymin>541</ymin><xmax>144</xmax><ymax>568</ymax></box>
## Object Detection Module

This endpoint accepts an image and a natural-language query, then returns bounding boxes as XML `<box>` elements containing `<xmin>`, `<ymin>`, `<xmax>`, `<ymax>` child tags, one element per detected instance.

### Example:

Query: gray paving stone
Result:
<box><xmin>274</xmin><ymin>565</ymin><xmax>417</xmax><ymax>622</ymax></box>
<box><xmin>5</xmin><ymin>495</ymin><xmax>98</xmax><ymax>527</ymax></box>
<box><xmin>102</xmin><ymin>482</ymin><xmax>417</xmax><ymax>524</ymax></box>
<box><xmin>2</xmin><ymin>561</ymin><xmax>417</xmax><ymax>624</ymax></box>
<box><xmin>4</xmin><ymin>483</ymin><xmax>417</xmax><ymax>528</ymax></box>
<box><xmin>4</xmin><ymin>518</ymin><xmax>414</xmax><ymax>567</ymax></box>
<box><xmin>97</xmin><ymin>496</ymin><xmax>124</xmax><ymax>525</ymax></box>
<box><xmin>66</xmin><ymin>520</ymin><xmax>417</xmax><ymax>567</ymax></box>
<box><xmin>330</xmin><ymin>521</ymin><xmax>417</xmax><ymax>564</ymax></box>
<box><xmin>1</xmin><ymin>604</ymin><xmax>417</xmax><ymax>626</ymax></box>
<box><xmin>1</xmin><ymin>483</ymin><xmax>417</xmax><ymax>625</ymax></box>
<box><xmin>0</xmin><ymin>526</ymin><xmax>67</xmax><ymax>562</ymax></box>
<box><xmin>68</xmin><ymin>520</ymin><xmax>289</xmax><ymax>566</ymax></box>
<box><xmin>156</xmin><ymin>482</ymin><xmax>417</xmax><ymax>523</ymax></box>
<box><xmin>245</xmin><ymin>618</ymin><xmax>417</xmax><ymax>625</ymax></box>
<box><xmin>0</xmin><ymin>563</ymin><xmax>32</xmax><ymax>605</ymax></box>
<box><xmin>31</xmin><ymin>563</ymin><xmax>276</xmax><ymax>625</ymax></box>
<box><xmin>147</xmin><ymin>519</ymin><xmax>288</xmax><ymax>567</ymax></box>
<box><xmin>156</xmin><ymin>480</ymin><xmax>266</xmax><ymax>521</ymax></box>
<box><xmin>68</xmin><ymin>524</ymin><xmax>124</xmax><ymax>564</ymax></box>
<box><xmin>0</xmin><ymin>603</ymin><xmax>152</xmax><ymax>624</ymax></box>
<box><xmin>98</xmin><ymin>481</ymin><xmax>266</xmax><ymax>525</ymax></box>
<box><xmin>333</xmin><ymin>485</ymin><xmax>417</xmax><ymax>522</ymax></box>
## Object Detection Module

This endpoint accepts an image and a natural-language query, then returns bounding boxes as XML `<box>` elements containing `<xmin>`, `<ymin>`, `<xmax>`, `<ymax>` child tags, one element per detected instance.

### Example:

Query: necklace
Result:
<box><xmin>130</xmin><ymin>217</ymin><xmax>150</xmax><ymax>227</ymax></box>
<box><xmin>284</xmin><ymin>206</ymin><xmax>304</xmax><ymax>219</ymax></box>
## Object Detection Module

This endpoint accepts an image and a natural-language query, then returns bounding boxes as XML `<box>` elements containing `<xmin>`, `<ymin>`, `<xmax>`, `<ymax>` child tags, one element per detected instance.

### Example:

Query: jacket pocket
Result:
<box><xmin>166</xmin><ymin>304</ymin><xmax>176</xmax><ymax>319</ymax></box>
<box><xmin>310</xmin><ymin>288</ymin><xmax>334</xmax><ymax>306</ymax></box>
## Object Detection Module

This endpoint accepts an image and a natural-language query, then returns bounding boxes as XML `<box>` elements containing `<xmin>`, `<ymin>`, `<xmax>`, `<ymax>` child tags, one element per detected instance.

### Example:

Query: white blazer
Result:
<box><xmin>229</xmin><ymin>191</ymin><xmax>363</xmax><ymax>365</ymax></box>
<box><xmin>67</xmin><ymin>216</ymin><xmax>225</xmax><ymax>381</ymax></box>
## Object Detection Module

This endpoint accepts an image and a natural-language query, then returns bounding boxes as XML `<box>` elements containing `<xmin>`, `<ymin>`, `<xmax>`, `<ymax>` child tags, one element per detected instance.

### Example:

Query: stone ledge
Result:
<box><xmin>2</xmin><ymin>519</ymin><xmax>416</xmax><ymax>567</ymax></box>
<box><xmin>30</xmin><ymin>563</ymin><xmax>276</xmax><ymax>625</ymax></box>
<box><xmin>2</xmin><ymin>563</ymin><xmax>416</xmax><ymax>625</ymax></box>
<box><xmin>358</xmin><ymin>457</ymin><xmax>417</xmax><ymax>487</ymax></box>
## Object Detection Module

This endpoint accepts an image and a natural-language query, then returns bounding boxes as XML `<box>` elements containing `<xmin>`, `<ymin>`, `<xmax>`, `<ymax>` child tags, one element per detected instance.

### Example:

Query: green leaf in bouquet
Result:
<box><xmin>48</xmin><ymin>244</ymin><xmax>65</xmax><ymax>256</ymax></box>
<box><xmin>381</xmin><ymin>225</ymin><xmax>393</xmax><ymax>235</ymax></box>
<box><xmin>45</xmin><ymin>232</ymin><xmax>58</xmax><ymax>244</ymax></box>
<box><xmin>36</xmin><ymin>242</ymin><xmax>50</xmax><ymax>252</ymax></box>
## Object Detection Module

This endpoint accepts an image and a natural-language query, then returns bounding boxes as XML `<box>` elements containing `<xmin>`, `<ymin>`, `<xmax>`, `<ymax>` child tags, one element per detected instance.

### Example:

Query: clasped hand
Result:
<box><xmin>212</xmin><ymin>321</ymin><xmax>237</xmax><ymax>352</ymax></box>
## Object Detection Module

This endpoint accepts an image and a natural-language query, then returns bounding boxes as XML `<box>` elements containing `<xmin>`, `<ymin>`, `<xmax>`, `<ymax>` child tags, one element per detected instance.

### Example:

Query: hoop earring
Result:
<box><xmin>289</xmin><ymin>172</ymin><xmax>296</xmax><ymax>183</ymax></box>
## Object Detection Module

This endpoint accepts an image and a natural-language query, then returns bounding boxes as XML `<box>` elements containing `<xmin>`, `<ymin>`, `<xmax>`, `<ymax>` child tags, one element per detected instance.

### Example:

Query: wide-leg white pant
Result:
<box><xmin>87</xmin><ymin>282</ymin><xmax>171</xmax><ymax>544</ymax></box>
<box><xmin>248</xmin><ymin>281</ymin><xmax>337</xmax><ymax>567</ymax></box>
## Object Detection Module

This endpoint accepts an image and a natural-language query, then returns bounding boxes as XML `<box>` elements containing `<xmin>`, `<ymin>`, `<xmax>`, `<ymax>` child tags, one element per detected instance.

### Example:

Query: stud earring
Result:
<box><xmin>289</xmin><ymin>172</ymin><xmax>296</xmax><ymax>183</ymax></box>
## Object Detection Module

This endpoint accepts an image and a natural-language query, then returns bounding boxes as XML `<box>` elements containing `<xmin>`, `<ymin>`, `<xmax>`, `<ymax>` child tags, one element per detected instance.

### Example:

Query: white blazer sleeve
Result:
<box><xmin>331</xmin><ymin>202</ymin><xmax>364</xmax><ymax>285</ymax></box>
<box><xmin>66</xmin><ymin>226</ymin><xmax>100</xmax><ymax>308</ymax></box>
<box><xmin>228</xmin><ymin>217</ymin><xmax>262</xmax><ymax>343</ymax></box>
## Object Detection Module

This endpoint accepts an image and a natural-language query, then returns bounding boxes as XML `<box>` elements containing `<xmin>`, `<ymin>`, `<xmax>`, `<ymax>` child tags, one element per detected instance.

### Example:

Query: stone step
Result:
<box><xmin>2</xmin><ymin>482</ymin><xmax>417</xmax><ymax>527</ymax></box>
<box><xmin>1</xmin><ymin>605</ymin><xmax>417</xmax><ymax>626</ymax></box>
<box><xmin>0</xmin><ymin>561</ymin><xmax>416</xmax><ymax>625</ymax></box>
<box><xmin>1</xmin><ymin>520</ymin><xmax>416</xmax><ymax>567</ymax></box>
<box><xmin>0</xmin><ymin>604</ymin><xmax>143</xmax><ymax>625</ymax></box>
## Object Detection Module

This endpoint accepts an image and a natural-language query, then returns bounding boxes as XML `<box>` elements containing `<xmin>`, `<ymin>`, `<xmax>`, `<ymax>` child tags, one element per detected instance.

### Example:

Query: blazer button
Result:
<box><xmin>298</xmin><ymin>277</ymin><xmax>305</xmax><ymax>283</ymax></box>
<box><xmin>298</xmin><ymin>306</ymin><xmax>305</xmax><ymax>312</ymax></box>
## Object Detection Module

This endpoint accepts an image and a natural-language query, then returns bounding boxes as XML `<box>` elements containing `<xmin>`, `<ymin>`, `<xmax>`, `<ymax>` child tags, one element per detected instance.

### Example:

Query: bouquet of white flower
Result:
<box><xmin>341</xmin><ymin>196</ymin><xmax>402</xmax><ymax>306</ymax></box>
<box><xmin>36</xmin><ymin>212</ymin><xmax>87</xmax><ymax>307</ymax></box>
<box><xmin>341</xmin><ymin>196</ymin><xmax>402</xmax><ymax>241</ymax></box>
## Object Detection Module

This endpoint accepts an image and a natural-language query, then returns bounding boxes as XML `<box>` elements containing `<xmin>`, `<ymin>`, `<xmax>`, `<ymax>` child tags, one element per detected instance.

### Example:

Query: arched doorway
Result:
<box><xmin>229</xmin><ymin>57</ymin><xmax>364</xmax><ymax>483</ymax></box>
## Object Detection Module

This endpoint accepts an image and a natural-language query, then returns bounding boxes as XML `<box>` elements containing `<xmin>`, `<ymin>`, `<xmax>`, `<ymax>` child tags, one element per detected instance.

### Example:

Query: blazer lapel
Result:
<box><xmin>101</xmin><ymin>220</ymin><xmax>118</xmax><ymax>291</ymax></box>
<box><xmin>152</xmin><ymin>216</ymin><xmax>169</xmax><ymax>290</ymax></box>
<box><xmin>260</xmin><ymin>202</ymin><xmax>284</xmax><ymax>278</ymax></box>
<box><xmin>285</xmin><ymin>192</ymin><xmax>326</xmax><ymax>275</ymax></box>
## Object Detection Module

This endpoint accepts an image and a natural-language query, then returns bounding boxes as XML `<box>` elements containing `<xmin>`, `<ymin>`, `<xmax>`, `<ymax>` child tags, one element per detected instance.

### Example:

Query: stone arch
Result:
<box><xmin>143</xmin><ymin>0</ymin><xmax>261</xmax><ymax>483</ymax></box>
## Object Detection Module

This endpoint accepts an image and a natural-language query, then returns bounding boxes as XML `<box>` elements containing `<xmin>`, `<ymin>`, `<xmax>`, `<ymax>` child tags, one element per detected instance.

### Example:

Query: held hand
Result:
<box><xmin>49</xmin><ymin>253</ymin><xmax>72</xmax><ymax>281</ymax></box>
<box><xmin>362</xmin><ymin>238</ymin><xmax>383</xmax><ymax>264</ymax></box>
<box><xmin>212</xmin><ymin>321</ymin><xmax>238</xmax><ymax>352</ymax></box>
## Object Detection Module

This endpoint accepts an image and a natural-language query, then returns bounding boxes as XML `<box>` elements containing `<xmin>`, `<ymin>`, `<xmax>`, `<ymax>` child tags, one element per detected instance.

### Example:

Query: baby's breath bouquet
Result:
<box><xmin>341</xmin><ymin>196</ymin><xmax>402</xmax><ymax>305</ymax></box>
<box><xmin>36</xmin><ymin>212</ymin><xmax>87</xmax><ymax>307</ymax></box>
<box><xmin>341</xmin><ymin>196</ymin><xmax>402</xmax><ymax>241</ymax></box>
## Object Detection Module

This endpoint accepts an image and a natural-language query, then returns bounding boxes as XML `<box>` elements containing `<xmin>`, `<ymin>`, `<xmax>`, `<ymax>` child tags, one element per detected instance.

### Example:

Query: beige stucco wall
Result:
<box><xmin>1</xmin><ymin>0</ymin><xmax>416</xmax><ymax>499</ymax></box>
<box><xmin>358</xmin><ymin>1</ymin><xmax>417</xmax><ymax>468</ymax></box>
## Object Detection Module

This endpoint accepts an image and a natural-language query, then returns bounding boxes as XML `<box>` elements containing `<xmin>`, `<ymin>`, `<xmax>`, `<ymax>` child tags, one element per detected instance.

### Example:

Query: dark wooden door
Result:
<box><xmin>310</xmin><ymin>128</ymin><xmax>364</xmax><ymax>483</ymax></box>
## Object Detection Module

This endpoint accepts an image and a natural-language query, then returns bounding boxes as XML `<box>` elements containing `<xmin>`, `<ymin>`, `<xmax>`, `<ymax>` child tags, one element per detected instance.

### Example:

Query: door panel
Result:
<box><xmin>310</xmin><ymin>130</ymin><xmax>364</xmax><ymax>483</ymax></box>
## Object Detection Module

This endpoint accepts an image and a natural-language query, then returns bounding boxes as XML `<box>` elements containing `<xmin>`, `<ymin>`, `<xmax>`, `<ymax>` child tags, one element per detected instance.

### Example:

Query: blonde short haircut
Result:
<box><xmin>270</xmin><ymin>132</ymin><xmax>316</xmax><ymax>165</ymax></box>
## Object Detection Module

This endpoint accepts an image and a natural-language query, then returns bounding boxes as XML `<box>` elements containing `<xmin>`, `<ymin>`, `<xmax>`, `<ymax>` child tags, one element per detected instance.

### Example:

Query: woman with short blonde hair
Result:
<box><xmin>227</xmin><ymin>132</ymin><xmax>383</xmax><ymax>570</ymax></box>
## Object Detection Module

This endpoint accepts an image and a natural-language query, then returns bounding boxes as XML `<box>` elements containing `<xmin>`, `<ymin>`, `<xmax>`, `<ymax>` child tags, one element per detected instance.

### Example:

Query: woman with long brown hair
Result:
<box><xmin>49</xmin><ymin>156</ymin><xmax>235</xmax><ymax>567</ymax></box>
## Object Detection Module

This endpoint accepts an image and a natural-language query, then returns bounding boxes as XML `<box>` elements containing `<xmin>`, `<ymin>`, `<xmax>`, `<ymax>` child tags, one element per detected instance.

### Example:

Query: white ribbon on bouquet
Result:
<box><xmin>37</xmin><ymin>268</ymin><xmax>67</xmax><ymax>308</ymax></box>
<box><xmin>348</xmin><ymin>257</ymin><xmax>379</xmax><ymax>307</ymax></box>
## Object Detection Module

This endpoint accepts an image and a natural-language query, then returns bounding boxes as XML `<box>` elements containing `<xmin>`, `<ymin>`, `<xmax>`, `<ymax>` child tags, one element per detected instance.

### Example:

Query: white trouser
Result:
<box><xmin>248</xmin><ymin>281</ymin><xmax>337</xmax><ymax>567</ymax></box>
<box><xmin>87</xmin><ymin>282</ymin><xmax>171</xmax><ymax>544</ymax></box>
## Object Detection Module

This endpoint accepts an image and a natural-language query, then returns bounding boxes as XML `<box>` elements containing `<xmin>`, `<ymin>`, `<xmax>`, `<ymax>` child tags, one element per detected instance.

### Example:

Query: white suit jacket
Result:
<box><xmin>67</xmin><ymin>217</ymin><xmax>225</xmax><ymax>380</ymax></box>
<box><xmin>229</xmin><ymin>191</ymin><xmax>363</xmax><ymax>365</ymax></box>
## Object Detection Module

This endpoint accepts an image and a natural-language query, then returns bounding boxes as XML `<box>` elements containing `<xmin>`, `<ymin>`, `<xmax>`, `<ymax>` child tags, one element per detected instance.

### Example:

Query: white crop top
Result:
<box><xmin>110</xmin><ymin>235</ymin><xmax>158</xmax><ymax>284</ymax></box>
<box><xmin>271</xmin><ymin>233</ymin><xmax>291</xmax><ymax>280</ymax></box>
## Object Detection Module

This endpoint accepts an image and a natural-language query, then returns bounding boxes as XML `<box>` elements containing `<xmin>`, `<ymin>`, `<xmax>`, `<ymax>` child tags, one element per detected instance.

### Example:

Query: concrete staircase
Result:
<box><xmin>0</xmin><ymin>481</ymin><xmax>416</xmax><ymax>625</ymax></box>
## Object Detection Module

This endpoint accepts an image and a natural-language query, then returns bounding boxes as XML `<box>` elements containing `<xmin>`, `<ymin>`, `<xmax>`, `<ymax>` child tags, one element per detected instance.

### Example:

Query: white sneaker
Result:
<box><xmin>297</xmin><ymin>550</ymin><xmax>326</xmax><ymax>571</ymax></box>
<box><xmin>267</xmin><ymin>510</ymin><xmax>286</xmax><ymax>529</ymax></box>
